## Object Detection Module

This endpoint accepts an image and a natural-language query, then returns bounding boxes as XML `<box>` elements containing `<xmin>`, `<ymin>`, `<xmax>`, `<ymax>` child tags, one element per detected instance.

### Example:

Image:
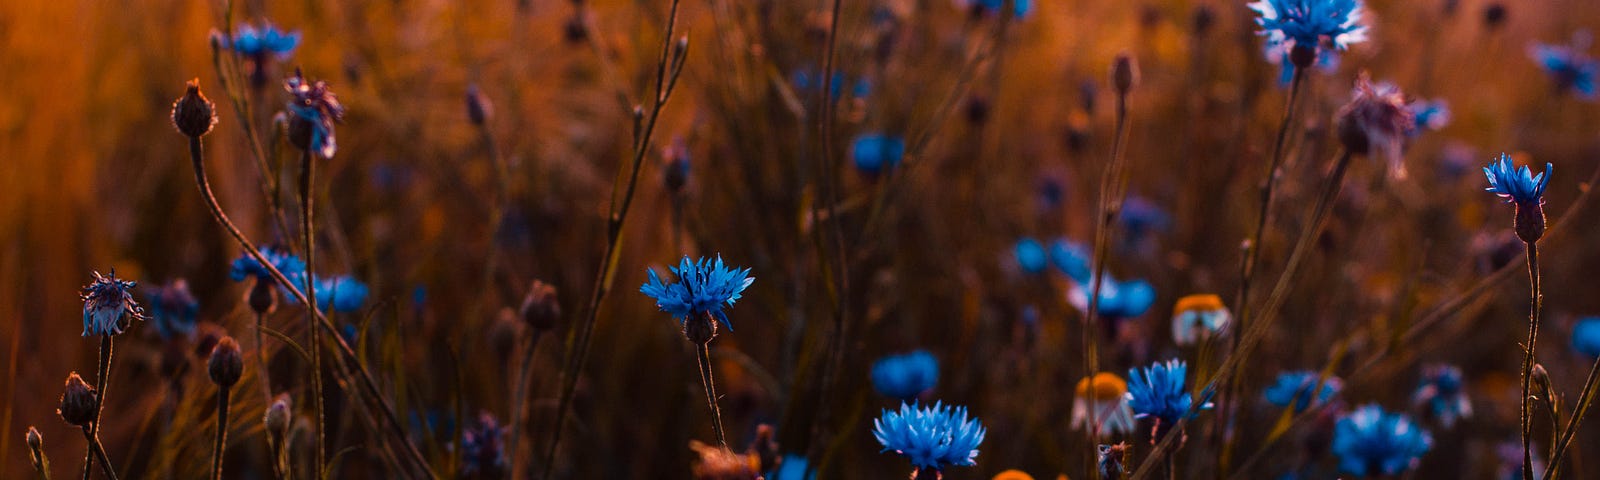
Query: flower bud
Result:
<box><xmin>265</xmin><ymin>393</ymin><xmax>293</xmax><ymax>437</ymax></box>
<box><xmin>519</xmin><ymin>280</ymin><xmax>561</xmax><ymax>331</ymax></box>
<box><xmin>172</xmin><ymin>79</ymin><xmax>218</xmax><ymax>138</ymax></box>
<box><xmin>248</xmin><ymin>278</ymin><xmax>278</xmax><ymax>315</ymax></box>
<box><xmin>58</xmin><ymin>373</ymin><xmax>99</xmax><ymax>427</ymax></box>
<box><xmin>1111</xmin><ymin>53</ymin><xmax>1139</xmax><ymax>95</ymax></box>
<box><xmin>26</xmin><ymin>426</ymin><xmax>41</xmax><ymax>450</ymax></box>
<box><xmin>208</xmin><ymin>336</ymin><xmax>244</xmax><ymax>388</ymax></box>
<box><xmin>25</xmin><ymin>426</ymin><xmax>44</xmax><ymax>471</ymax></box>
<box><xmin>465</xmin><ymin>84</ymin><xmax>493</xmax><ymax>126</ymax></box>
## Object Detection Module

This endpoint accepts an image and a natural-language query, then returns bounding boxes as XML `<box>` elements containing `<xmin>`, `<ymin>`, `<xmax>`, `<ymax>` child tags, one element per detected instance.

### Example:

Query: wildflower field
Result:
<box><xmin>6</xmin><ymin>0</ymin><xmax>1600</xmax><ymax>478</ymax></box>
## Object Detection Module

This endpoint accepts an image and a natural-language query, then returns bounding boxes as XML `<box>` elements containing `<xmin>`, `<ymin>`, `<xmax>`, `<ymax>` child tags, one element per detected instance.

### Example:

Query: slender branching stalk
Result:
<box><xmin>1521</xmin><ymin>242</ymin><xmax>1542</xmax><ymax>480</ymax></box>
<box><xmin>79</xmin><ymin>425</ymin><xmax>116</xmax><ymax>480</ymax></box>
<box><xmin>540</xmin><ymin>1</ymin><xmax>687</xmax><ymax>477</ymax></box>
<box><xmin>298</xmin><ymin>149</ymin><xmax>327</xmax><ymax>474</ymax></box>
<box><xmin>212</xmin><ymin>386</ymin><xmax>232</xmax><ymax>480</ymax></box>
<box><xmin>82</xmin><ymin>336</ymin><xmax>112</xmax><ymax>480</ymax></box>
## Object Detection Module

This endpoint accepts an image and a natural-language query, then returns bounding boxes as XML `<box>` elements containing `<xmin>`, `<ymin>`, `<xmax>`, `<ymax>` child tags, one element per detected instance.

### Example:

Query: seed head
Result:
<box><xmin>1335</xmin><ymin>74</ymin><xmax>1414</xmax><ymax>174</ymax></box>
<box><xmin>172</xmin><ymin>79</ymin><xmax>218</xmax><ymax>138</ymax></box>
<box><xmin>57</xmin><ymin>373</ymin><xmax>99</xmax><ymax>427</ymax></box>
<box><xmin>208</xmin><ymin>336</ymin><xmax>244</xmax><ymax>388</ymax></box>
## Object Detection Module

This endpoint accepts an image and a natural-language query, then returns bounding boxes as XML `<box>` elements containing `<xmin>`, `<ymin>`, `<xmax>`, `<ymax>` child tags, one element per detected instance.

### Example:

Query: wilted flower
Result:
<box><xmin>1331</xmin><ymin>405</ymin><xmax>1432</xmax><ymax>476</ymax></box>
<box><xmin>57</xmin><ymin>373</ymin><xmax>99</xmax><ymax>427</ymax></box>
<box><xmin>1264</xmin><ymin>370</ymin><xmax>1341</xmax><ymax>413</ymax></box>
<box><xmin>147</xmin><ymin>279</ymin><xmax>199</xmax><ymax>340</ymax></box>
<box><xmin>1412</xmin><ymin>364</ymin><xmax>1472</xmax><ymax>428</ymax></box>
<box><xmin>81</xmin><ymin>270</ymin><xmax>145</xmax><ymax>337</ymax></box>
<box><xmin>461</xmin><ymin>412</ymin><xmax>507</xmax><ymax>478</ymax></box>
<box><xmin>1126</xmin><ymin>359</ymin><xmax>1212</xmax><ymax>429</ymax></box>
<box><xmin>285</xmin><ymin>70</ymin><xmax>346</xmax><ymax>159</ymax></box>
<box><xmin>1250</xmin><ymin>0</ymin><xmax>1368</xmax><ymax>61</ymax></box>
<box><xmin>1483</xmin><ymin>153</ymin><xmax>1552</xmax><ymax>243</ymax></box>
<box><xmin>1013</xmin><ymin>238</ymin><xmax>1048</xmax><ymax>274</ymax></box>
<box><xmin>1336</xmin><ymin>75</ymin><xmax>1415</xmax><ymax>175</ymax></box>
<box><xmin>1529</xmin><ymin>37</ymin><xmax>1598</xmax><ymax>100</ymax></box>
<box><xmin>640</xmin><ymin>256</ymin><xmax>755</xmax><ymax>341</ymax></box>
<box><xmin>1408</xmin><ymin>98</ymin><xmax>1452</xmax><ymax>134</ymax></box>
<box><xmin>1572</xmin><ymin>317</ymin><xmax>1600</xmax><ymax>357</ymax></box>
<box><xmin>1072</xmin><ymin>372</ymin><xmax>1136</xmax><ymax>435</ymax></box>
<box><xmin>871</xmin><ymin>350</ymin><xmax>940</xmax><ymax>401</ymax></box>
<box><xmin>1171</xmin><ymin>294</ymin><xmax>1231</xmax><ymax>346</ymax></box>
<box><xmin>873</xmin><ymin>401</ymin><xmax>986</xmax><ymax>472</ymax></box>
<box><xmin>851</xmin><ymin>133</ymin><xmax>906</xmax><ymax>176</ymax></box>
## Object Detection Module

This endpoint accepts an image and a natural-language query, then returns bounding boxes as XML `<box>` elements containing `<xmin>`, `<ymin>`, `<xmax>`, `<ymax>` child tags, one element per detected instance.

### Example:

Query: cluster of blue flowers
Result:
<box><xmin>871</xmin><ymin>350</ymin><xmax>940</xmax><ymax>400</ymax></box>
<box><xmin>1412</xmin><ymin>365</ymin><xmax>1472</xmax><ymax>428</ymax></box>
<box><xmin>640</xmin><ymin>255</ymin><xmax>755</xmax><ymax>331</ymax></box>
<box><xmin>872</xmin><ymin>401</ymin><xmax>986</xmax><ymax>471</ymax></box>
<box><xmin>1331</xmin><ymin>405</ymin><xmax>1432</xmax><ymax>476</ymax></box>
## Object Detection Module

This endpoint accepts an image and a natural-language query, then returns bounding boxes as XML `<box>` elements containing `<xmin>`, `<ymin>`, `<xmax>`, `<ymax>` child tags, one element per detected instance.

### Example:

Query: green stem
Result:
<box><xmin>1522</xmin><ymin>242</ymin><xmax>1541</xmax><ymax>480</ymax></box>
<box><xmin>212</xmin><ymin>387</ymin><xmax>231</xmax><ymax>480</ymax></box>
<box><xmin>299</xmin><ymin>149</ymin><xmax>326</xmax><ymax>476</ymax></box>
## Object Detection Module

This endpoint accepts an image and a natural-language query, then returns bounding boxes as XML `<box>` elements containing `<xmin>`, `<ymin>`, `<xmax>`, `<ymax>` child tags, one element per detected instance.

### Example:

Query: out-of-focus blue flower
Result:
<box><xmin>768</xmin><ymin>453</ymin><xmax>815</xmax><ymax>480</ymax></box>
<box><xmin>81</xmin><ymin>270</ymin><xmax>145</xmax><ymax>337</ymax></box>
<box><xmin>147</xmin><ymin>279</ymin><xmax>199</xmax><ymax>340</ymax></box>
<box><xmin>285</xmin><ymin>70</ymin><xmax>346</xmax><ymax>159</ymax></box>
<box><xmin>460</xmin><ymin>411</ymin><xmax>507</xmax><ymax>478</ymax></box>
<box><xmin>1530</xmin><ymin>40</ymin><xmax>1599</xmax><ymax>99</ymax></box>
<box><xmin>1408</xmin><ymin>98</ymin><xmax>1452</xmax><ymax>133</ymax></box>
<box><xmin>851</xmin><ymin>133</ymin><xmax>906</xmax><ymax>176</ymax></box>
<box><xmin>1250</xmin><ymin>0</ymin><xmax>1368</xmax><ymax>56</ymax></box>
<box><xmin>1332</xmin><ymin>405</ymin><xmax>1432</xmax><ymax>477</ymax></box>
<box><xmin>1573</xmin><ymin>317</ymin><xmax>1600</xmax><ymax>357</ymax></box>
<box><xmin>872</xmin><ymin>350</ymin><xmax>940</xmax><ymax>400</ymax></box>
<box><xmin>232</xmin><ymin>22</ymin><xmax>300</xmax><ymax>58</ymax></box>
<box><xmin>1496</xmin><ymin>439</ymin><xmax>1547</xmax><ymax>480</ymax></box>
<box><xmin>1120</xmin><ymin>196</ymin><xmax>1172</xmax><ymax>245</ymax></box>
<box><xmin>229</xmin><ymin>246</ymin><xmax>306</xmax><ymax>282</ymax></box>
<box><xmin>956</xmin><ymin>0</ymin><xmax>1033</xmax><ymax>18</ymax></box>
<box><xmin>872</xmin><ymin>401</ymin><xmax>986</xmax><ymax>470</ymax></box>
<box><xmin>315</xmin><ymin>275</ymin><xmax>369</xmax><ymax>313</ymax></box>
<box><xmin>1070</xmin><ymin>277</ymin><xmax>1157</xmax><ymax>320</ymax></box>
<box><xmin>1171</xmin><ymin>294</ymin><xmax>1230</xmax><ymax>346</ymax></box>
<box><xmin>1048</xmin><ymin>238</ymin><xmax>1092</xmax><ymax>283</ymax></box>
<box><xmin>793</xmin><ymin>68</ymin><xmax>870</xmax><ymax>100</ymax></box>
<box><xmin>639</xmin><ymin>255</ymin><xmax>754</xmax><ymax>331</ymax></box>
<box><xmin>1126</xmin><ymin>359</ymin><xmax>1212</xmax><ymax>425</ymax></box>
<box><xmin>1483</xmin><ymin>153</ymin><xmax>1551</xmax><ymax>206</ymax></box>
<box><xmin>1412</xmin><ymin>364</ymin><xmax>1472</xmax><ymax>428</ymax></box>
<box><xmin>1014</xmin><ymin>238</ymin><xmax>1048</xmax><ymax>274</ymax></box>
<box><xmin>1264</xmin><ymin>370</ymin><xmax>1342</xmax><ymax>413</ymax></box>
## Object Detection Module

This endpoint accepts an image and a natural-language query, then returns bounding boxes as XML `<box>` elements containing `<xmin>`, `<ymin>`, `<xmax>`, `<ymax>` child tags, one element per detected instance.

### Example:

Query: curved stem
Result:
<box><xmin>211</xmin><ymin>387</ymin><xmax>231</xmax><ymax>480</ymax></box>
<box><xmin>1522</xmin><ymin>242</ymin><xmax>1542</xmax><ymax>480</ymax></box>
<box><xmin>299</xmin><ymin>149</ymin><xmax>326</xmax><ymax>475</ymax></box>
<box><xmin>696</xmin><ymin>341</ymin><xmax>729</xmax><ymax>449</ymax></box>
<box><xmin>79</xmin><ymin>426</ymin><xmax>116</xmax><ymax>480</ymax></box>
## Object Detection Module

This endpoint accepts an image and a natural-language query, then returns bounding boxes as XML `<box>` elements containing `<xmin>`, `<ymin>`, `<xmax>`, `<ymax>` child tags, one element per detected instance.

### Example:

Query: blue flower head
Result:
<box><xmin>1530</xmin><ymin>40</ymin><xmax>1599</xmax><ymax>99</ymax></box>
<box><xmin>1408</xmin><ymin>98</ymin><xmax>1452</xmax><ymax>134</ymax></box>
<box><xmin>1483</xmin><ymin>153</ymin><xmax>1551</xmax><ymax>206</ymax></box>
<box><xmin>1120</xmin><ymin>196</ymin><xmax>1172</xmax><ymax>243</ymax></box>
<box><xmin>1573</xmin><ymin>317</ymin><xmax>1600</xmax><ymax>357</ymax></box>
<box><xmin>872</xmin><ymin>401</ymin><xmax>986</xmax><ymax>470</ymax></box>
<box><xmin>81</xmin><ymin>270</ymin><xmax>146</xmax><ymax>337</ymax></box>
<box><xmin>285</xmin><ymin>70</ymin><xmax>346</xmax><ymax>159</ymax></box>
<box><xmin>1013</xmin><ymin>237</ymin><xmax>1047</xmax><ymax>274</ymax></box>
<box><xmin>872</xmin><ymin>350</ymin><xmax>940</xmax><ymax>400</ymax></box>
<box><xmin>315</xmin><ymin>275</ymin><xmax>369</xmax><ymax>313</ymax></box>
<box><xmin>639</xmin><ymin>255</ymin><xmax>754</xmax><ymax>331</ymax></box>
<box><xmin>1071</xmin><ymin>277</ymin><xmax>1157</xmax><ymax>320</ymax></box>
<box><xmin>232</xmin><ymin>21</ymin><xmax>300</xmax><ymax>58</ymax></box>
<box><xmin>851</xmin><ymin>133</ymin><xmax>906</xmax><ymax>176</ymax></box>
<box><xmin>1264</xmin><ymin>370</ymin><xmax>1342</xmax><ymax>413</ymax></box>
<box><xmin>768</xmin><ymin>454</ymin><xmax>815</xmax><ymax>480</ymax></box>
<box><xmin>1048</xmin><ymin>238</ymin><xmax>1092</xmax><ymax>283</ymax></box>
<box><xmin>229</xmin><ymin>246</ymin><xmax>306</xmax><ymax>283</ymax></box>
<box><xmin>147</xmin><ymin>279</ymin><xmax>200</xmax><ymax>340</ymax></box>
<box><xmin>1126</xmin><ymin>359</ymin><xmax>1212</xmax><ymax>425</ymax></box>
<box><xmin>1250</xmin><ymin>0</ymin><xmax>1369</xmax><ymax>57</ymax></box>
<box><xmin>1332</xmin><ymin>405</ymin><xmax>1432</xmax><ymax>476</ymax></box>
<box><xmin>460</xmin><ymin>411</ymin><xmax>507</xmax><ymax>478</ymax></box>
<box><xmin>964</xmin><ymin>0</ymin><xmax>1033</xmax><ymax>18</ymax></box>
<box><xmin>1411</xmin><ymin>364</ymin><xmax>1472</xmax><ymax>428</ymax></box>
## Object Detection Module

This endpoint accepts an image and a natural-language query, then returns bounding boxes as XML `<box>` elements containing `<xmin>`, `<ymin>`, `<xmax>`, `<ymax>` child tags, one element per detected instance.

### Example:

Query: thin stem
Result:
<box><xmin>299</xmin><ymin>149</ymin><xmax>327</xmax><ymax>475</ymax></box>
<box><xmin>212</xmin><ymin>387</ymin><xmax>231</xmax><ymax>480</ymax></box>
<box><xmin>79</xmin><ymin>426</ymin><xmax>116</xmax><ymax>480</ymax></box>
<box><xmin>83</xmin><ymin>336</ymin><xmax>111</xmax><ymax>480</ymax></box>
<box><xmin>185</xmin><ymin>136</ymin><xmax>433</xmax><ymax>477</ymax></box>
<box><xmin>1545</xmin><ymin>339</ymin><xmax>1600</xmax><ymax>480</ymax></box>
<box><xmin>256</xmin><ymin>311</ymin><xmax>271</xmax><ymax>401</ymax></box>
<box><xmin>696</xmin><ymin>340</ymin><xmax>729</xmax><ymax>449</ymax></box>
<box><xmin>508</xmin><ymin>329</ymin><xmax>544</xmax><ymax>479</ymax></box>
<box><xmin>1084</xmin><ymin>87</ymin><xmax>1132</xmax><ymax>473</ymax></box>
<box><xmin>1522</xmin><ymin>242</ymin><xmax>1541</xmax><ymax>480</ymax></box>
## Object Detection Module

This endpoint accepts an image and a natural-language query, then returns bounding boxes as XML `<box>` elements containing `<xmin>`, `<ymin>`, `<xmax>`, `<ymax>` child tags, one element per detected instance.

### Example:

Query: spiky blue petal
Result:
<box><xmin>872</xmin><ymin>401</ymin><xmax>986</xmax><ymax>470</ymax></box>
<box><xmin>1483</xmin><ymin>153</ymin><xmax>1551</xmax><ymax>205</ymax></box>
<box><xmin>639</xmin><ymin>255</ymin><xmax>754</xmax><ymax>331</ymax></box>
<box><xmin>1126</xmin><ymin>359</ymin><xmax>1212</xmax><ymax>424</ymax></box>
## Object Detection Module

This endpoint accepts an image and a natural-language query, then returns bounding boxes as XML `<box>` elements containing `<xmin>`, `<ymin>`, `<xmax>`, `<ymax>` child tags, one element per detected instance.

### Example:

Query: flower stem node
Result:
<box><xmin>684</xmin><ymin>311</ymin><xmax>718</xmax><ymax>345</ymax></box>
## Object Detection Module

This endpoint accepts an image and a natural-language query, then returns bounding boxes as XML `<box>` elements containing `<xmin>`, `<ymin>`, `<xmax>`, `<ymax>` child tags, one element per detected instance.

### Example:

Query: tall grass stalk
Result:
<box><xmin>508</xmin><ymin>329</ymin><xmax>543</xmax><ymax>478</ymax></box>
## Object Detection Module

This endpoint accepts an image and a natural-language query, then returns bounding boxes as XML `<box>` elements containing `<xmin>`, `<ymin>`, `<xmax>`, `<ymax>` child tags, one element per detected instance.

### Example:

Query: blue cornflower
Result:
<box><xmin>229</xmin><ymin>246</ymin><xmax>306</xmax><ymax>282</ymax></box>
<box><xmin>1126</xmin><ymin>359</ymin><xmax>1212</xmax><ymax>425</ymax></box>
<box><xmin>146</xmin><ymin>279</ymin><xmax>199</xmax><ymax>340</ymax></box>
<box><xmin>232</xmin><ymin>22</ymin><xmax>300</xmax><ymax>58</ymax></box>
<box><xmin>1411</xmin><ymin>364</ymin><xmax>1472</xmax><ymax>428</ymax></box>
<box><xmin>851</xmin><ymin>133</ymin><xmax>906</xmax><ymax>176</ymax></box>
<box><xmin>1484</xmin><ymin>153</ymin><xmax>1551</xmax><ymax>206</ymax></box>
<box><xmin>285</xmin><ymin>70</ymin><xmax>346</xmax><ymax>159</ymax></box>
<box><xmin>768</xmin><ymin>454</ymin><xmax>815</xmax><ymax>480</ymax></box>
<box><xmin>1264</xmin><ymin>370</ymin><xmax>1342</xmax><ymax>413</ymax></box>
<box><xmin>871</xmin><ymin>350</ymin><xmax>940</xmax><ymax>400</ymax></box>
<box><xmin>1250</xmin><ymin>0</ymin><xmax>1369</xmax><ymax>57</ymax></box>
<box><xmin>792</xmin><ymin>68</ymin><xmax>869</xmax><ymax>101</ymax></box>
<box><xmin>1408</xmin><ymin>98</ymin><xmax>1452</xmax><ymax>134</ymax></box>
<box><xmin>1047</xmin><ymin>238</ymin><xmax>1092</xmax><ymax>283</ymax></box>
<box><xmin>1013</xmin><ymin>237</ymin><xmax>1048</xmax><ymax>274</ymax></box>
<box><xmin>1070</xmin><ymin>276</ymin><xmax>1157</xmax><ymax>320</ymax></box>
<box><xmin>639</xmin><ymin>255</ymin><xmax>754</xmax><ymax>331</ymax></box>
<box><xmin>1529</xmin><ymin>40</ymin><xmax>1598</xmax><ymax>99</ymax></box>
<box><xmin>872</xmin><ymin>401</ymin><xmax>986</xmax><ymax>471</ymax></box>
<box><xmin>1572</xmin><ymin>317</ymin><xmax>1600</xmax><ymax>357</ymax></box>
<box><xmin>315</xmin><ymin>275</ymin><xmax>369</xmax><ymax>313</ymax></box>
<box><xmin>1331</xmin><ymin>405</ymin><xmax>1432</xmax><ymax>477</ymax></box>
<box><xmin>961</xmin><ymin>0</ymin><xmax>1033</xmax><ymax>18</ymax></box>
<box><xmin>81</xmin><ymin>270</ymin><xmax>146</xmax><ymax>337</ymax></box>
<box><xmin>460</xmin><ymin>411</ymin><xmax>507</xmax><ymax>478</ymax></box>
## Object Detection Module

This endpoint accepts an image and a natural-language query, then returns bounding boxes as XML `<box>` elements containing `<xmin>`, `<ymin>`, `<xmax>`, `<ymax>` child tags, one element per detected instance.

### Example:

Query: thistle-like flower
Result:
<box><xmin>872</xmin><ymin>401</ymin><xmax>987</xmax><ymax>472</ymax></box>
<box><xmin>850</xmin><ymin>133</ymin><xmax>906</xmax><ymax>176</ymax></box>
<box><xmin>1331</xmin><ymin>405</ymin><xmax>1432</xmax><ymax>477</ymax></box>
<box><xmin>1336</xmin><ymin>75</ymin><xmax>1415</xmax><ymax>175</ymax></box>
<box><xmin>147</xmin><ymin>279</ymin><xmax>199</xmax><ymax>340</ymax></box>
<box><xmin>171</xmin><ymin>79</ymin><xmax>218</xmax><ymax>138</ymax></box>
<box><xmin>285</xmin><ymin>70</ymin><xmax>346</xmax><ymax>159</ymax></box>
<box><xmin>81</xmin><ymin>270</ymin><xmax>146</xmax><ymax>337</ymax></box>
<box><xmin>1126</xmin><ymin>359</ymin><xmax>1212</xmax><ymax>430</ymax></box>
<box><xmin>1072</xmin><ymin>372</ymin><xmax>1136</xmax><ymax>435</ymax></box>
<box><xmin>1411</xmin><ymin>364</ymin><xmax>1473</xmax><ymax>428</ymax></box>
<box><xmin>1529</xmin><ymin>37</ymin><xmax>1598</xmax><ymax>100</ymax></box>
<box><xmin>640</xmin><ymin>255</ymin><xmax>755</xmax><ymax>342</ymax></box>
<box><xmin>1013</xmin><ymin>237</ymin><xmax>1047</xmax><ymax>275</ymax></box>
<box><xmin>1250</xmin><ymin>0</ymin><xmax>1369</xmax><ymax>64</ymax></box>
<box><xmin>1264</xmin><ymin>370</ymin><xmax>1342</xmax><ymax>413</ymax></box>
<box><xmin>1483</xmin><ymin>153</ymin><xmax>1552</xmax><ymax>243</ymax></box>
<box><xmin>1171</xmin><ymin>294</ymin><xmax>1231</xmax><ymax>346</ymax></box>
<box><xmin>1572</xmin><ymin>317</ymin><xmax>1600</xmax><ymax>357</ymax></box>
<box><xmin>871</xmin><ymin>350</ymin><xmax>940</xmax><ymax>401</ymax></box>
